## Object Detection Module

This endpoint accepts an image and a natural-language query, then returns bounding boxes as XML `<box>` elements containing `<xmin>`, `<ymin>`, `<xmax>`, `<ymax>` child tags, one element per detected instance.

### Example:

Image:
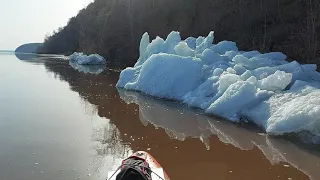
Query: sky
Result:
<box><xmin>0</xmin><ymin>0</ymin><xmax>93</xmax><ymax>50</ymax></box>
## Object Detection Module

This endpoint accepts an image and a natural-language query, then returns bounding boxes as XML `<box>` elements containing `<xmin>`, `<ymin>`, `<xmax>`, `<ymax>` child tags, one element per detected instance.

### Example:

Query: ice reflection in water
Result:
<box><xmin>118</xmin><ymin>89</ymin><xmax>320</xmax><ymax>180</ymax></box>
<box><xmin>69</xmin><ymin>61</ymin><xmax>106</xmax><ymax>75</ymax></box>
<box><xmin>41</xmin><ymin>57</ymin><xmax>317</xmax><ymax>180</ymax></box>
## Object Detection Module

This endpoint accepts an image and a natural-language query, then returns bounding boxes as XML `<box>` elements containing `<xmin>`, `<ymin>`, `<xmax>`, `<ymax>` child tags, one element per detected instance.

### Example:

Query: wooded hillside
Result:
<box><xmin>38</xmin><ymin>0</ymin><xmax>320</xmax><ymax>67</ymax></box>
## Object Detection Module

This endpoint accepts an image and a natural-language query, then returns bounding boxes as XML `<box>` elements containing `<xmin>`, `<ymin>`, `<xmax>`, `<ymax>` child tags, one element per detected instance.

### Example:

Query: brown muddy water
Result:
<box><xmin>0</xmin><ymin>53</ymin><xmax>320</xmax><ymax>180</ymax></box>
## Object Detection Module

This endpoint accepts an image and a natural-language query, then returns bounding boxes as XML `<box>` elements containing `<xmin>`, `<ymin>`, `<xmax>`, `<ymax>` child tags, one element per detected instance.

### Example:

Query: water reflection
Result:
<box><xmin>90</xmin><ymin>117</ymin><xmax>132</xmax><ymax>178</ymax></box>
<box><xmin>42</xmin><ymin>58</ymin><xmax>316</xmax><ymax>180</ymax></box>
<box><xmin>0</xmin><ymin>54</ymin><xmax>130</xmax><ymax>180</ymax></box>
<box><xmin>71</xmin><ymin>96</ymin><xmax>133</xmax><ymax>179</ymax></box>
<box><xmin>118</xmin><ymin>90</ymin><xmax>320</xmax><ymax>180</ymax></box>
<box><xmin>15</xmin><ymin>52</ymin><xmax>38</xmax><ymax>60</ymax></box>
<box><xmin>43</xmin><ymin>58</ymin><xmax>130</xmax><ymax>178</ymax></box>
<box><xmin>78</xmin><ymin>97</ymin><xmax>132</xmax><ymax>175</ymax></box>
<box><xmin>69</xmin><ymin>61</ymin><xmax>106</xmax><ymax>75</ymax></box>
<box><xmin>0</xmin><ymin>51</ymin><xmax>14</xmax><ymax>55</ymax></box>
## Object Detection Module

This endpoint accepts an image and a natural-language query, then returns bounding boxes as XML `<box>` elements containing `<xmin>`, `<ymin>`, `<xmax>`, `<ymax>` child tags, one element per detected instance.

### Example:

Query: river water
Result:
<box><xmin>0</xmin><ymin>53</ymin><xmax>320</xmax><ymax>180</ymax></box>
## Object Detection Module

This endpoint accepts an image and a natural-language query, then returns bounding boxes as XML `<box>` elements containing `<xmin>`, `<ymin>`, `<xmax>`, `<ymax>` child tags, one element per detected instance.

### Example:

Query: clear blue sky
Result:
<box><xmin>0</xmin><ymin>0</ymin><xmax>93</xmax><ymax>50</ymax></box>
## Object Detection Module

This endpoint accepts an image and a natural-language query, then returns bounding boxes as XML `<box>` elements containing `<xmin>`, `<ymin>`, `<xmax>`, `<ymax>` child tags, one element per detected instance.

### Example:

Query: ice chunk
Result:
<box><xmin>135</xmin><ymin>36</ymin><xmax>167</xmax><ymax>67</ymax></box>
<box><xmin>200</xmin><ymin>49</ymin><xmax>222</xmax><ymax>65</ymax></box>
<box><xmin>302</xmin><ymin>64</ymin><xmax>317</xmax><ymax>72</ymax></box>
<box><xmin>117</xmin><ymin>67</ymin><xmax>140</xmax><ymax>88</ymax></box>
<box><xmin>136</xmin><ymin>32</ymin><xmax>182</xmax><ymax>66</ymax></box>
<box><xmin>226</xmin><ymin>67</ymin><xmax>236</xmax><ymax>74</ymax></box>
<box><xmin>241</xmin><ymin>51</ymin><xmax>261</xmax><ymax>58</ymax></box>
<box><xmin>279</xmin><ymin>62</ymin><xmax>320</xmax><ymax>82</ymax></box>
<box><xmin>257</xmin><ymin>52</ymin><xmax>287</xmax><ymax>61</ymax></box>
<box><xmin>232</xmin><ymin>55</ymin><xmax>251</xmax><ymax>67</ymax></box>
<box><xmin>218</xmin><ymin>74</ymin><xmax>241</xmax><ymax>93</ymax></box>
<box><xmin>196</xmin><ymin>31</ymin><xmax>214</xmax><ymax>54</ymax></box>
<box><xmin>174</xmin><ymin>42</ymin><xmax>195</xmax><ymax>57</ymax></box>
<box><xmin>233</xmin><ymin>55</ymin><xmax>283</xmax><ymax>70</ymax></box>
<box><xmin>290</xmin><ymin>80</ymin><xmax>312</xmax><ymax>90</ymax></box>
<box><xmin>290</xmin><ymin>80</ymin><xmax>320</xmax><ymax>90</ymax></box>
<box><xmin>164</xmin><ymin>31</ymin><xmax>181</xmax><ymax>54</ymax></box>
<box><xmin>135</xmin><ymin>32</ymin><xmax>150</xmax><ymax>67</ymax></box>
<box><xmin>145</xmin><ymin>37</ymin><xmax>165</xmax><ymax>59</ymax></box>
<box><xmin>210</xmin><ymin>61</ymin><xmax>230</xmax><ymax>70</ymax></box>
<box><xmin>276</xmin><ymin>61</ymin><xmax>303</xmax><ymax>82</ymax></box>
<box><xmin>247</xmin><ymin>76</ymin><xmax>257</xmax><ymax>84</ymax></box>
<box><xmin>251</xmin><ymin>67</ymin><xmax>277</xmax><ymax>80</ymax></box>
<box><xmin>184</xmin><ymin>37</ymin><xmax>197</xmax><ymax>49</ymax></box>
<box><xmin>183</xmin><ymin>76</ymin><xmax>219</xmax><ymax>109</ymax></box>
<box><xmin>196</xmin><ymin>36</ymin><xmax>205</xmax><ymax>47</ymax></box>
<box><xmin>224</xmin><ymin>51</ymin><xmax>239</xmax><ymax>61</ymax></box>
<box><xmin>244</xmin><ymin>86</ymin><xmax>320</xmax><ymax>136</ymax></box>
<box><xmin>249</xmin><ymin>56</ymin><xmax>284</xmax><ymax>67</ymax></box>
<box><xmin>69</xmin><ymin>52</ymin><xmax>106</xmax><ymax>65</ymax></box>
<box><xmin>118</xmin><ymin>31</ymin><xmax>320</xmax><ymax>139</ymax></box>
<box><xmin>213</xmin><ymin>68</ymin><xmax>224</xmax><ymax>76</ymax></box>
<box><xmin>206</xmin><ymin>81</ymin><xmax>257</xmax><ymax>121</ymax></box>
<box><xmin>308</xmin><ymin>71</ymin><xmax>320</xmax><ymax>81</ymax></box>
<box><xmin>211</xmin><ymin>41</ymin><xmax>238</xmax><ymax>55</ymax></box>
<box><xmin>123</xmin><ymin>53</ymin><xmax>204</xmax><ymax>101</ymax></box>
<box><xmin>257</xmin><ymin>71</ymin><xmax>292</xmax><ymax>92</ymax></box>
<box><xmin>233</xmin><ymin>64</ymin><xmax>247</xmax><ymax>75</ymax></box>
<box><xmin>240</xmin><ymin>70</ymin><xmax>252</xmax><ymax>80</ymax></box>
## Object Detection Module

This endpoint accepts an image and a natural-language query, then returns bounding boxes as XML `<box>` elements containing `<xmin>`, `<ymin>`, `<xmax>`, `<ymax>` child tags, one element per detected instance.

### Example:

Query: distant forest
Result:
<box><xmin>38</xmin><ymin>0</ymin><xmax>320</xmax><ymax>67</ymax></box>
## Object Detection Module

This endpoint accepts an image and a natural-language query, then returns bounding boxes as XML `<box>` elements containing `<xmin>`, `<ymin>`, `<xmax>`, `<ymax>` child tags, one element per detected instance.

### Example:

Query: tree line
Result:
<box><xmin>38</xmin><ymin>0</ymin><xmax>320</xmax><ymax>68</ymax></box>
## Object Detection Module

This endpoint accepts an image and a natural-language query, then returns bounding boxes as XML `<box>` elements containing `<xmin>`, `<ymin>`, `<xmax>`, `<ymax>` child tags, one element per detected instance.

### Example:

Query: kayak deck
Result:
<box><xmin>107</xmin><ymin>151</ymin><xmax>170</xmax><ymax>180</ymax></box>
